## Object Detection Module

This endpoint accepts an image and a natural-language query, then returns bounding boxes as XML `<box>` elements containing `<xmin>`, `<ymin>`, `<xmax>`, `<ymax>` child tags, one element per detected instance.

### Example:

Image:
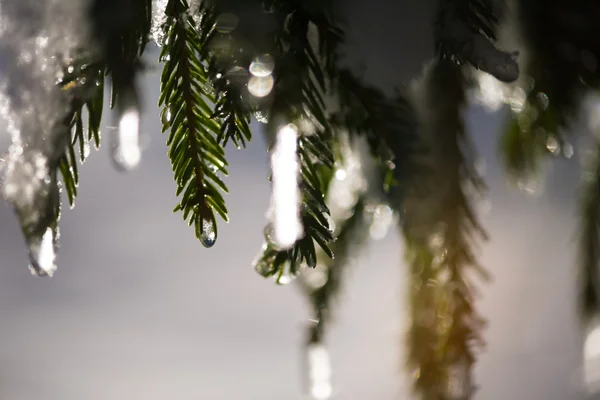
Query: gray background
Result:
<box><xmin>0</xmin><ymin>1</ymin><xmax>587</xmax><ymax>399</ymax></box>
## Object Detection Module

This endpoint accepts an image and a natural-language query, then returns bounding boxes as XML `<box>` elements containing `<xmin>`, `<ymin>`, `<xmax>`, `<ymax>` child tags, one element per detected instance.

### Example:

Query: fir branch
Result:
<box><xmin>183</xmin><ymin>2</ymin><xmax>256</xmax><ymax>149</ymax></box>
<box><xmin>435</xmin><ymin>0</ymin><xmax>519</xmax><ymax>83</ymax></box>
<box><xmin>401</xmin><ymin>60</ymin><xmax>488</xmax><ymax>400</ymax></box>
<box><xmin>89</xmin><ymin>0</ymin><xmax>150</xmax><ymax>109</ymax></box>
<box><xmin>333</xmin><ymin>70</ymin><xmax>424</xmax><ymax>194</ymax></box>
<box><xmin>160</xmin><ymin>0</ymin><xmax>231</xmax><ymax>247</ymax></box>
<box><xmin>57</xmin><ymin>61</ymin><xmax>105</xmax><ymax>207</ymax></box>
<box><xmin>254</xmin><ymin>1</ymin><xmax>339</xmax><ymax>276</ymax></box>
<box><xmin>499</xmin><ymin>1</ymin><xmax>588</xmax><ymax>180</ymax></box>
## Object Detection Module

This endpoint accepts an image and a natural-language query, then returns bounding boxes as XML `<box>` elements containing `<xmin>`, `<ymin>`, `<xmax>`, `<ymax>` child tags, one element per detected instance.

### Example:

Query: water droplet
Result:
<box><xmin>161</xmin><ymin>107</ymin><xmax>172</xmax><ymax>124</ymax></box>
<box><xmin>248</xmin><ymin>75</ymin><xmax>274</xmax><ymax>98</ymax></box>
<box><xmin>215</xmin><ymin>13</ymin><xmax>239</xmax><ymax>33</ymax></box>
<box><xmin>159</xmin><ymin>53</ymin><xmax>171</xmax><ymax>62</ymax></box>
<box><xmin>276</xmin><ymin>271</ymin><xmax>297</xmax><ymax>285</ymax></box>
<box><xmin>112</xmin><ymin>93</ymin><xmax>141</xmax><ymax>172</ymax></box>
<box><xmin>249</xmin><ymin>54</ymin><xmax>275</xmax><ymax>77</ymax></box>
<box><xmin>199</xmin><ymin>214</ymin><xmax>217</xmax><ymax>248</ymax></box>
<box><xmin>546</xmin><ymin>136</ymin><xmax>560</xmax><ymax>154</ymax></box>
<box><xmin>27</xmin><ymin>226</ymin><xmax>57</xmax><ymax>277</ymax></box>
<box><xmin>303</xmin><ymin>264</ymin><xmax>328</xmax><ymax>290</ymax></box>
<box><xmin>536</xmin><ymin>92</ymin><xmax>549</xmax><ymax>110</ymax></box>
<box><xmin>334</xmin><ymin>168</ymin><xmax>347</xmax><ymax>181</ymax></box>
<box><xmin>254</xmin><ymin>255</ymin><xmax>275</xmax><ymax>277</ymax></box>
<box><xmin>563</xmin><ymin>142</ymin><xmax>574</xmax><ymax>159</ymax></box>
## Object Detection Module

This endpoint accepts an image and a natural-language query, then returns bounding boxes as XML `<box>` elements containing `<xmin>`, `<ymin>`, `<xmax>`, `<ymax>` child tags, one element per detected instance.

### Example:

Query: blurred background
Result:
<box><xmin>0</xmin><ymin>0</ymin><xmax>587</xmax><ymax>399</ymax></box>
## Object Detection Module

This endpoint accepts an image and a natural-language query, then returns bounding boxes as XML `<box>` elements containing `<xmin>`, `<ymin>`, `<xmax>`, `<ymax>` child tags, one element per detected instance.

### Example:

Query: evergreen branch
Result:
<box><xmin>435</xmin><ymin>0</ymin><xmax>519</xmax><ymax>83</ymax></box>
<box><xmin>400</xmin><ymin>60</ymin><xmax>488</xmax><ymax>400</ymax></box>
<box><xmin>178</xmin><ymin>2</ymin><xmax>256</xmax><ymax>149</ymax></box>
<box><xmin>333</xmin><ymin>70</ymin><xmax>425</xmax><ymax>194</ymax></box>
<box><xmin>580</xmin><ymin>138</ymin><xmax>600</xmax><ymax>318</ymax></box>
<box><xmin>254</xmin><ymin>1</ymin><xmax>339</xmax><ymax>277</ymax></box>
<box><xmin>160</xmin><ymin>0</ymin><xmax>230</xmax><ymax>247</ymax></box>
<box><xmin>56</xmin><ymin>60</ymin><xmax>106</xmax><ymax>207</ymax></box>
<box><xmin>499</xmin><ymin>1</ymin><xmax>588</xmax><ymax>180</ymax></box>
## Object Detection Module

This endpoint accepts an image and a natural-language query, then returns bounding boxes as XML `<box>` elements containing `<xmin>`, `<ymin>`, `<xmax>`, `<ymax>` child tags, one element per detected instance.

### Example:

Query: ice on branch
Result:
<box><xmin>0</xmin><ymin>0</ymin><xmax>95</xmax><ymax>276</ymax></box>
<box><xmin>150</xmin><ymin>0</ymin><xmax>168</xmax><ymax>46</ymax></box>
<box><xmin>267</xmin><ymin>123</ymin><xmax>303</xmax><ymax>249</ymax></box>
<box><xmin>112</xmin><ymin>94</ymin><xmax>142</xmax><ymax>171</ymax></box>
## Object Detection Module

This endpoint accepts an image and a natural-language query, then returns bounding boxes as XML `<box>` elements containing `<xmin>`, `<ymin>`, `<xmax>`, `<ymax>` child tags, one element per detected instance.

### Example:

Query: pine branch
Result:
<box><xmin>253</xmin><ymin>1</ymin><xmax>339</xmax><ymax>277</ymax></box>
<box><xmin>196</xmin><ymin>3</ymin><xmax>254</xmax><ymax>149</ymax></box>
<box><xmin>401</xmin><ymin>60</ymin><xmax>488</xmax><ymax>400</ymax></box>
<box><xmin>435</xmin><ymin>0</ymin><xmax>519</xmax><ymax>83</ymax></box>
<box><xmin>499</xmin><ymin>1</ymin><xmax>588</xmax><ymax>180</ymax></box>
<box><xmin>89</xmin><ymin>0</ymin><xmax>151</xmax><ymax>109</ymax></box>
<box><xmin>159</xmin><ymin>0</ymin><xmax>234</xmax><ymax>247</ymax></box>
<box><xmin>333</xmin><ymin>70</ymin><xmax>425</xmax><ymax>194</ymax></box>
<box><xmin>57</xmin><ymin>60</ymin><xmax>105</xmax><ymax>207</ymax></box>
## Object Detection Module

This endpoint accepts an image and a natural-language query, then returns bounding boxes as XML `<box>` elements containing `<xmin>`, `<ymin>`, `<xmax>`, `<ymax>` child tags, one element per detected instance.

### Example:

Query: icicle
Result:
<box><xmin>28</xmin><ymin>226</ymin><xmax>58</xmax><ymax>277</ymax></box>
<box><xmin>267</xmin><ymin>123</ymin><xmax>303</xmax><ymax>249</ymax></box>
<box><xmin>198</xmin><ymin>212</ymin><xmax>217</xmax><ymax>248</ymax></box>
<box><xmin>112</xmin><ymin>90</ymin><xmax>142</xmax><ymax>171</ymax></box>
<box><xmin>304</xmin><ymin>338</ymin><xmax>333</xmax><ymax>400</ymax></box>
<box><xmin>0</xmin><ymin>0</ymin><xmax>95</xmax><ymax>275</ymax></box>
<box><xmin>150</xmin><ymin>0</ymin><xmax>169</xmax><ymax>46</ymax></box>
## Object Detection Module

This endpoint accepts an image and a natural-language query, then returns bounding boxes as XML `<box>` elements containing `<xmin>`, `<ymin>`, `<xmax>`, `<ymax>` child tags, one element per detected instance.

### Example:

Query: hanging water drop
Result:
<box><xmin>112</xmin><ymin>94</ymin><xmax>142</xmax><ymax>172</ymax></box>
<box><xmin>563</xmin><ymin>142</ymin><xmax>574</xmax><ymax>159</ymax></box>
<box><xmin>267</xmin><ymin>123</ymin><xmax>303</xmax><ymax>250</ymax></box>
<box><xmin>546</xmin><ymin>136</ymin><xmax>560</xmax><ymax>155</ymax></box>
<box><xmin>305</xmin><ymin>341</ymin><xmax>333</xmax><ymax>400</ymax></box>
<box><xmin>198</xmin><ymin>214</ymin><xmax>217</xmax><ymax>248</ymax></box>
<box><xmin>161</xmin><ymin>106</ymin><xmax>172</xmax><ymax>124</ymax></box>
<box><xmin>27</xmin><ymin>226</ymin><xmax>58</xmax><ymax>277</ymax></box>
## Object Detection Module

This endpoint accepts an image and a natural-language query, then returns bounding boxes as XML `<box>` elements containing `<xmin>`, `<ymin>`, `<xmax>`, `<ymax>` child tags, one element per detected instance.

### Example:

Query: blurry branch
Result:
<box><xmin>333</xmin><ymin>70</ymin><xmax>425</xmax><ymax>192</ymax></box>
<box><xmin>253</xmin><ymin>0</ymin><xmax>340</xmax><ymax>278</ymax></box>
<box><xmin>500</xmin><ymin>0</ymin><xmax>593</xmax><ymax>181</ymax></box>
<box><xmin>399</xmin><ymin>59</ymin><xmax>489</xmax><ymax>400</ymax></box>
<box><xmin>435</xmin><ymin>0</ymin><xmax>519</xmax><ymax>83</ymax></box>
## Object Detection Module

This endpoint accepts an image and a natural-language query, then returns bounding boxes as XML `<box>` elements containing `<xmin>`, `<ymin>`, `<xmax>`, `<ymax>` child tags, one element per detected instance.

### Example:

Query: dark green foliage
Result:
<box><xmin>500</xmin><ymin>0</ymin><xmax>597</xmax><ymax>180</ymax></box>
<box><xmin>56</xmin><ymin>60</ymin><xmax>105</xmax><ymax>207</ymax></box>
<box><xmin>334</xmin><ymin>70</ymin><xmax>424</xmax><ymax>195</ymax></box>
<box><xmin>253</xmin><ymin>0</ymin><xmax>341</xmax><ymax>275</ymax></box>
<box><xmin>159</xmin><ymin>0</ymin><xmax>233</xmax><ymax>246</ymax></box>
